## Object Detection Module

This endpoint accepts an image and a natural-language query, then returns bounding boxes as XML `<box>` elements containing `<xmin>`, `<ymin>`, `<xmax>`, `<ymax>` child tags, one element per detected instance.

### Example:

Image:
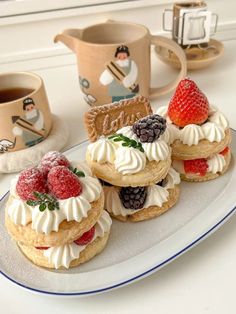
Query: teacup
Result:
<box><xmin>0</xmin><ymin>72</ymin><xmax>52</xmax><ymax>153</ymax></box>
<box><xmin>163</xmin><ymin>1</ymin><xmax>218</xmax><ymax>46</ymax></box>
<box><xmin>55</xmin><ymin>20</ymin><xmax>187</xmax><ymax>106</ymax></box>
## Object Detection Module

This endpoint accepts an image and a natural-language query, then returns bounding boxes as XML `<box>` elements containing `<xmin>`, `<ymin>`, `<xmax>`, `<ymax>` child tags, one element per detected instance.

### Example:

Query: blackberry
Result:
<box><xmin>119</xmin><ymin>186</ymin><xmax>147</xmax><ymax>210</ymax></box>
<box><xmin>132</xmin><ymin>114</ymin><xmax>166</xmax><ymax>143</ymax></box>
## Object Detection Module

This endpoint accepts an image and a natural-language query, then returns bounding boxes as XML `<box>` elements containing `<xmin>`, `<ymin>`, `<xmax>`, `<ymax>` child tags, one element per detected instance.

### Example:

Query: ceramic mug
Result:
<box><xmin>55</xmin><ymin>20</ymin><xmax>186</xmax><ymax>106</ymax></box>
<box><xmin>0</xmin><ymin>72</ymin><xmax>52</xmax><ymax>153</ymax></box>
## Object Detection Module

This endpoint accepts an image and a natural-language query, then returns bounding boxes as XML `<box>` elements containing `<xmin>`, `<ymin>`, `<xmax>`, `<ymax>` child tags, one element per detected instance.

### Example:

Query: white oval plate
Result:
<box><xmin>0</xmin><ymin>131</ymin><xmax>235</xmax><ymax>297</ymax></box>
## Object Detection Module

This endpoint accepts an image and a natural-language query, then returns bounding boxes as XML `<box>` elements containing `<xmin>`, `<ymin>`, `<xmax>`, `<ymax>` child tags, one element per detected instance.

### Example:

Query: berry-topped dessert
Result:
<box><xmin>84</xmin><ymin>96</ymin><xmax>181</xmax><ymax>222</ymax></box>
<box><xmin>156</xmin><ymin>78</ymin><xmax>232</xmax><ymax>182</ymax></box>
<box><xmin>5</xmin><ymin>151</ymin><xmax>112</xmax><ymax>269</ymax></box>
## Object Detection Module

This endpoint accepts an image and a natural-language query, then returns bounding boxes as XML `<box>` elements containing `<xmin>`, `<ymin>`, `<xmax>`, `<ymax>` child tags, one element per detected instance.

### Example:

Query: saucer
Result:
<box><xmin>0</xmin><ymin>115</ymin><xmax>69</xmax><ymax>173</ymax></box>
<box><xmin>155</xmin><ymin>39</ymin><xmax>224</xmax><ymax>70</ymax></box>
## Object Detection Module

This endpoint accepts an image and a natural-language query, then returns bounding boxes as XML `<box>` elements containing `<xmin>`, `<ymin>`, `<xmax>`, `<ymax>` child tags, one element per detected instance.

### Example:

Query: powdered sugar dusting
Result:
<box><xmin>39</xmin><ymin>151</ymin><xmax>70</xmax><ymax>176</ymax></box>
<box><xmin>16</xmin><ymin>167</ymin><xmax>48</xmax><ymax>200</ymax></box>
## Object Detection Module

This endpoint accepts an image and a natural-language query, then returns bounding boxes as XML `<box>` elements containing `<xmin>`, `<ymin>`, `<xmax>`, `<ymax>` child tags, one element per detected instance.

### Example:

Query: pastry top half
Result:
<box><xmin>84</xmin><ymin>96</ymin><xmax>172</xmax><ymax>187</ymax></box>
<box><xmin>156</xmin><ymin>78</ymin><xmax>231</xmax><ymax>160</ymax></box>
<box><xmin>5</xmin><ymin>151</ymin><xmax>107</xmax><ymax>247</ymax></box>
<box><xmin>86</xmin><ymin>116</ymin><xmax>172</xmax><ymax>187</ymax></box>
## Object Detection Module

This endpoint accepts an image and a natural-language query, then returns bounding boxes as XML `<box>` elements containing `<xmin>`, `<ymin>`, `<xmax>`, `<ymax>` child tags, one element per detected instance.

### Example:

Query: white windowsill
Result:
<box><xmin>0</xmin><ymin>0</ymin><xmax>173</xmax><ymax>24</ymax></box>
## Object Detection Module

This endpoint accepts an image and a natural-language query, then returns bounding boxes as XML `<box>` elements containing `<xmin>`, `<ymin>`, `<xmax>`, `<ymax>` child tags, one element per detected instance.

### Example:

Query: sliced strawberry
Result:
<box><xmin>220</xmin><ymin>147</ymin><xmax>230</xmax><ymax>156</ymax></box>
<box><xmin>168</xmin><ymin>78</ymin><xmax>210</xmax><ymax>127</ymax></box>
<box><xmin>184</xmin><ymin>158</ymin><xmax>208</xmax><ymax>176</ymax></box>
<box><xmin>35</xmin><ymin>246</ymin><xmax>49</xmax><ymax>250</ymax></box>
<box><xmin>74</xmin><ymin>226</ymin><xmax>95</xmax><ymax>246</ymax></box>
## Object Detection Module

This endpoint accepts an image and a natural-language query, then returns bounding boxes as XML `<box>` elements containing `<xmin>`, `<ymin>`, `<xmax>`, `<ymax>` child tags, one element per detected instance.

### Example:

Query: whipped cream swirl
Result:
<box><xmin>7</xmin><ymin>197</ymin><xmax>32</xmax><ymax>226</ymax></box>
<box><xmin>180</xmin><ymin>124</ymin><xmax>204</xmax><ymax>146</ymax></box>
<box><xmin>163</xmin><ymin>167</ymin><xmax>181</xmax><ymax>189</ymax></box>
<box><xmin>209</xmin><ymin>111</ymin><xmax>229</xmax><ymax>129</ymax></box>
<box><xmin>114</xmin><ymin>146</ymin><xmax>146</xmax><ymax>175</ymax></box>
<box><xmin>144</xmin><ymin>185</ymin><xmax>169</xmax><ymax>208</ymax></box>
<box><xmin>31</xmin><ymin>206</ymin><xmax>65</xmax><ymax>234</ymax></box>
<box><xmin>87</xmin><ymin>137</ymin><xmax>116</xmax><ymax>163</ymax></box>
<box><xmin>201</xmin><ymin>122</ymin><xmax>225</xmax><ymax>142</ymax></box>
<box><xmin>142</xmin><ymin>140</ymin><xmax>170</xmax><ymax>162</ymax></box>
<box><xmin>160</xmin><ymin>124</ymin><xmax>179</xmax><ymax>144</ymax></box>
<box><xmin>207</xmin><ymin>154</ymin><xmax>226</xmax><ymax>173</ymax></box>
<box><xmin>43</xmin><ymin>210</ymin><xmax>112</xmax><ymax>269</ymax></box>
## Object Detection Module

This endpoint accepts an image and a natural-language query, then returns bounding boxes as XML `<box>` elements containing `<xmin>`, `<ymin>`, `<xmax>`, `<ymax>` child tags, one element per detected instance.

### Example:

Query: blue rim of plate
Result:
<box><xmin>0</xmin><ymin>131</ymin><xmax>236</xmax><ymax>296</ymax></box>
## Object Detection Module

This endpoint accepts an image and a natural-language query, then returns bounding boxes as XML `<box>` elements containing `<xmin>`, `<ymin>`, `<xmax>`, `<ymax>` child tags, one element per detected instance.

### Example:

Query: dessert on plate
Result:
<box><xmin>156</xmin><ymin>78</ymin><xmax>232</xmax><ymax>182</ymax></box>
<box><xmin>84</xmin><ymin>96</ymin><xmax>181</xmax><ymax>222</ymax></box>
<box><xmin>5</xmin><ymin>151</ymin><xmax>112</xmax><ymax>269</ymax></box>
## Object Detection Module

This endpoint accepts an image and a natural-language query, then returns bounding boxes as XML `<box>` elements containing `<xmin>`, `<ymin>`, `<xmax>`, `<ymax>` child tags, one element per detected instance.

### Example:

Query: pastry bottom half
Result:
<box><xmin>106</xmin><ymin>185</ymin><xmax>180</xmax><ymax>222</ymax></box>
<box><xmin>17</xmin><ymin>232</ymin><xmax>110</xmax><ymax>269</ymax></box>
<box><xmin>173</xmin><ymin>150</ymin><xmax>231</xmax><ymax>182</ymax></box>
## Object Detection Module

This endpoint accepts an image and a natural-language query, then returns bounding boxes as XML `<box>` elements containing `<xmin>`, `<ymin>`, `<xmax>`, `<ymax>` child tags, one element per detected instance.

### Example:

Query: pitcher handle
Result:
<box><xmin>54</xmin><ymin>28</ymin><xmax>83</xmax><ymax>53</ymax></box>
<box><xmin>149</xmin><ymin>35</ymin><xmax>187</xmax><ymax>98</ymax></box>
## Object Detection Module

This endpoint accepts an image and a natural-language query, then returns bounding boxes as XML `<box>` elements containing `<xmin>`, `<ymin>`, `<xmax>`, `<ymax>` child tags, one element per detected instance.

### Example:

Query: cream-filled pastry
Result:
<box><xmin>155</xmin><ymin>78</ymin><xmax>232</xmax><ymax>182</ymax></box>
<box><xmin>5</xmin><ymin>151</ymin><xmax>111</xmax><ymax>269</ymax></box>
<box><xmin>18</xmin><ymin>210</ymin><xmax>112</xmax><ymax>269</ymax></box>
<box><xmin>84</xmin><ymin>97</ymin><xmax>181</xmax><ymax>222</ymax></box>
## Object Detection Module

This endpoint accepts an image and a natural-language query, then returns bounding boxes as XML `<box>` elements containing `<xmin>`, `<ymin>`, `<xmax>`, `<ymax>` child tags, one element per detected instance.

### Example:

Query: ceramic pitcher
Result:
<box><xmin>55</xmin><ymin>20</ymin><xmax>186</xmax><ymax>106</ymax></box>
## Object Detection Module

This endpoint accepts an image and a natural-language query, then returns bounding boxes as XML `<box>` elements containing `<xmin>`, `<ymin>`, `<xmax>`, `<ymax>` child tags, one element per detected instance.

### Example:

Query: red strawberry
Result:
<box><xmin>74</xmin><ymin>227</ymin><xmax>95</xmax><ymax>246</ymax></box>
<box><xmin>220</xmin><ymin>147</ymin><xmax>230</xmax><ymax>156</ymax></box>
<box><xmin>39</xmin><ymin>151</ymin><xmax>70</xmax><ymax>177</ymax></box>
<box><xmin>184</xmin><ymin>158</ymin><xmax>208</xmax><ymax>176</ymax></box>
<box><xmin>168</xmin><ymin>78</ymin><xmax>210</xmax><ymax>127</ymax></box>
<box><xmin>47</xmin><ymin>166</ymin><xmax>82</xmax><ymax>199</ymax></box>
<box><xmin>35</xmin><ymin>246</ymin><xmax>49</xmax><ymax>250</ymax></box>
<box><xmin>16</xmin><ymin>167</ymin><xmax>48</xmax><ymax>201</ymax></box>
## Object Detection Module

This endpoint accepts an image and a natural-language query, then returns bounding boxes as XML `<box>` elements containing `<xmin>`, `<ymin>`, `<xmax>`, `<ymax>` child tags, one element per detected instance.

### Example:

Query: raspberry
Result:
<box><xmin>47</xmin><ymin>166</ymin><xmax>82</xmax><ymax>199</ymax></box>
<box><xmin>184</xmin><ymin>159</ymin><xmax>208</xmax><ymax>176</ymax></box>
<box><xmin>220</xmin><ymin>147</ymin><xmax>229</xmax><ymax>156</ymax></box>
<box><xmin>119</xmin><ymin>186</ymin><xmax>147</xmax><ymax>209</ymax></box>
<box><xmin>168</xmin><ymin>78</ymin><xmax>209</xmax><ymax>127</ymax></box>
<box><xmin>35</xmin><ymin>246</ymin><xmax>49</xmax><ymax>250</ymax></box>
<box><xmin>132</xmin><ymin>114</ymin><xmax>166</xmax><ymax>143</ymax></box>
<box><xmin>39</xmin><ymin>151</ymin><xmax>70</xmax><ymax>177</ymax></box>
<box><xmin>16</xmin><ymin>167</ymin><xmax>48</xmax><ymax>201</ymax></box>
<box><xmin>74</xmin><ymin>226</ymin><xmax>95</xmax><ymax>245</ymax></box>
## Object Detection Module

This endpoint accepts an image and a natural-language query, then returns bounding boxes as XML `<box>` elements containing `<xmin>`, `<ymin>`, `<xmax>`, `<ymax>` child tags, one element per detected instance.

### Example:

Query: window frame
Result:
<box><xmin>0</xmin><ymin>0</ymin><xmax>170</xmax><ymax>18</ymax></box>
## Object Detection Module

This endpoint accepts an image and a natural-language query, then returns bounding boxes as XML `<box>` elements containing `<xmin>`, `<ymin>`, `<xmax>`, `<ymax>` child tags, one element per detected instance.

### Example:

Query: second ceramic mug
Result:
<box><xmin>0</xmin><ymin>72</ymin><xmax>52</xmax><ymax>153</ymax></box>
<box><xmin>55</xmin><ymin>20</ymin><xmax>187</xmax><ymax>106</ymax></box>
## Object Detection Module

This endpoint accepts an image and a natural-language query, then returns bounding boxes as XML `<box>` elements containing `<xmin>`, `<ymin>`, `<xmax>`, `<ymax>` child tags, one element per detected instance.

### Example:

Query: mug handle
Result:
<box><xmin>149</xmin><ymin>35</ymin><xmax>187</xmax><ymax>98</ymax></box>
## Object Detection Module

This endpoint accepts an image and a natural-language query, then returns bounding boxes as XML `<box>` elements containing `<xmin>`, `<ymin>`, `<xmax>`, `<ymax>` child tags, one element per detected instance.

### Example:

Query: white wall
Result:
<box><xmin>0</xmin><ymin>0</ymin><xmax>236</xmax><ymax>72</ymax></box>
